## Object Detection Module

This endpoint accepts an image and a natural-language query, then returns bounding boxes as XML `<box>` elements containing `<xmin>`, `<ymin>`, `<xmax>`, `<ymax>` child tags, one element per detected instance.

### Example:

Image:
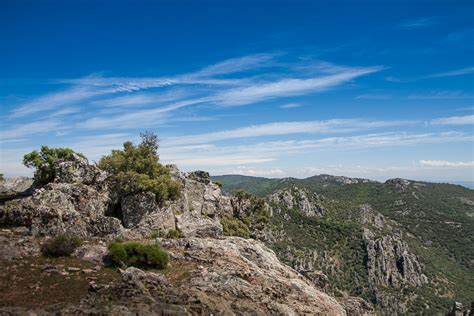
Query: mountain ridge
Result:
<box><xmin>213</xmin><ymin>173</ymin><xmax>474</xmax><ymax>313</ymax></box>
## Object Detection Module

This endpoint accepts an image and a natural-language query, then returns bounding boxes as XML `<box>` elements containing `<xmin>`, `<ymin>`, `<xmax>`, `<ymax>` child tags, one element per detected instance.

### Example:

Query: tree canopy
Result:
<box><xmin>98</xmin><ymin>132</ymin><xmax>181</xmax><ymax>204</ymax></box>
<box><xmin>23</xmin><ymin>146</ymin><xmax>82</xmax><ymax>185</ymax></box>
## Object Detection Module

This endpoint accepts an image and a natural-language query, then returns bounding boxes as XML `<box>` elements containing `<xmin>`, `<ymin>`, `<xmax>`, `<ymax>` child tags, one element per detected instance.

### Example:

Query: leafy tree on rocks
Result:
<box><xmin>99</xmin><ymin>132</ymin><xmax>181</xmax><ymax>204</ymax></box>
<box><xmin>23</xmin><ymin>146</ymin><xmax>83</xmax><ymax>186</ymax></box>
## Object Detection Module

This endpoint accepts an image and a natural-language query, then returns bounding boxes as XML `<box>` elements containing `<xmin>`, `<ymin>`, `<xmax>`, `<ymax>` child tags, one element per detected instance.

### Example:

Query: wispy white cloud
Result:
<box><xmin>10</xmin><ymin>87</ymin><xmax>99</xmax><ymax>118</ymax></box>
<box><xmin>0</xmin><ymin>120</ymin><xmax>66</xmax><ymax>140</ymax></box>
<box><xmin>397</xmin><ymin>17</ymin><xmax>436</xmax><ymax>29</ymax></box>
<box><xmin>384</xmin><ymin>66</ymin><xmax>474</xmax><ymax>83</ymax></box>
<box><xmin>279</xmin><ymin>102</ymin><xmax>303</xmax><ymax>109</ymax></box>
<box><xmin>81</xmin><ymin>98</ymin><xmax>209</xmax><ymax>129</ymax></box>
<box><xmin>355</xmin><ymin>93</ymin><xmax>391</xmax><ymax>100</ymax></box>
<box><xmin>49</xmin><ymin>107</ymin><xmax>81</xmax><ymax>117</ymax></box>
<box><xmin>191</xmin><ymin>53</ymin><xmax>277</xmax><ymax>77</ymax></box>
<box><xmin>8</xmin><ymin>54</ymin><xmax>273</xmax><ymax>118</ymax></box>
<box><xmin>430</xmin><ymin>114</ymin><xmax>474</xmax><ymax>125</ymax></box>
<box><xmin>94</xmin><ymin>93</ymin><xmax>179</xmax><ymax>108</ymax></box>
<box><xmin>164</xmin><ymin>118</ymin><xmax>416</xmax><ymax>145</ymax></box>
<box><xmin>422</xmin><ymin>67</ymin><xmax>474</xmax><ymax>79</ymax></box>
<box><xmin>214</xmin><ymin>166</ymin><xmax>285</xmax><ymax>177</ymax></box>
<box><xmin>7</xmin><ymin>54</ymin><xmax>382</xmax><ymax>133</ymax></box>
<box><xmin>214</xmin><ymin>66</ymin><xmax>383</xmax><ymax>106</ymax></box>
<box><xmin>159</xmin><ymin>131</ymin><xmax>473</xmax><ymax>173</ymax></box>
<box><xmin>419</xmin><ymin>160</ymin><xmax>474</xmax><ymax>168</ymax></box>
<box><xmin>408</xmin><ymin>90</ymin><xmax>473</xmax><ymax>100</ymax></box>
<box><xmin>167</xmin><ymin>156</ymin><xmax>274</xmax><ymax>166</ymax></box>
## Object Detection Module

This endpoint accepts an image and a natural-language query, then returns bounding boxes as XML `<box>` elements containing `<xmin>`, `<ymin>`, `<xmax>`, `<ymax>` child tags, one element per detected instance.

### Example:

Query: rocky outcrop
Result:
<box><xmin>53</xmin><ymin>153</ymin><xmax>107</xmax><ymax>188</ymax></box>
<box><xmin>363</xmin><ymin>228</ymin><xmax>428</xmax><ymax>289</ymax></box>
<box><xmin>270</xmin><ymin>186</ymin><xmax>325</xmax><ymax>217</ymax></box>
<box><xmin>384</xmin><ymin>178</ymin><xmax>412</xmax><ymax>192</ymax></box>
<box><xmin>118</xmin><ymin>167</ymin><xmax>236</xmax><ymax>238</ymax></box>
<box><xmin>338</xmin><ymin>296</ymin><xmax>375</xmax><ymax>316</ymax></box>
<box><xmin>0</xmin><ymin>156</ymin><xmax>122</xmax><ymax>238</ymax></box>
<box><xmin>0</xmin><ymin>177</ymin><xmax>34</xmax><ymax>203</ymax></box>
<box><xmin>73</xmin><ymin>243</ymin><xmax>108</xmax><ymax>265</ymax></box>
<box><xmin>0</xmin><ymin>228</ymin><xmax>349</xmax><ymax>315</ymax></box>
<box><xmin>359</xmin><ymin>204</ymin><xmax>389</xmax><ymax>230</ymax></box>
<box><xmin>156</xmin><ymin>237</ymin><xmax>346</xmax><ymax>315</ymax></box>
<box><xmin>320</xmin><ymin>174</ymin><xmax>374</xmax><ymax>185</ymax></box>
<box><xmin>121</xmin><ymin>191</ymin><xmax>160</xmax><ymax>228</ymax></box>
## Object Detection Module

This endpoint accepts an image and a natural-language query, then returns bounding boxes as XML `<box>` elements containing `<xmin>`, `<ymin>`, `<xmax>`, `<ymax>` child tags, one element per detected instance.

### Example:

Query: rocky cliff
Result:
<box><xmin>256</xmin><ymin>187</ymin><xmax>430</xmax><ymax>314</ymax></box>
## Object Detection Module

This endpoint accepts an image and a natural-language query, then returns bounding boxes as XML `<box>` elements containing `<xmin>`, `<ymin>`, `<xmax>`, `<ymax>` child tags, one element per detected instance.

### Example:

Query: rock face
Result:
<box><xmin>0</xmin><ymin>156</ymin><xmax>122</xmax><ymax>238</ymax></box>
<box><xmin>338</xmin><ymin>296</ymin><xmax>375</xmax><ymax>316</ymax></box>
<box><xmin>115</xmin><ymin>166</ymin><xmax>236</xmax><ymax>238</ymax></box>
<box><xmin>24</xmin><ymin>237</ymin><xmax>346</xmax><ymax>315</ymax></box>
<box><xmin>157</xmin><ymin>237</ymin><xmax>347</xmax><ymax>315</ymax></box>
<box><xmin>363</xmin><ymin>228</ymin><xmax>428</xmax><ymax>289</ymax></box>
<box><xmin>53</xmin><ymin>153</ymin><xmax>107</xmax><ymax>188</ymax></box>
<box><xmin>267</xmin><ymin>187</ymin><xmax>429</xmax><ymax>314</ymax></box>
<box><xmin>320</xmin><ymin>174</ymin><xmax>374</xmax><ymax>185</ymax></box>
<box><xmin>270</xmin><ymin>187</ymin><xmax>325</xmax><ymax>217</ymax></box>
<box><xmin>0</xmin><ymin>177</ymin><xmax>34</xmax><ymax>202</ymax></box>
<box><xmin>384</xmin><ymin>178</ymin><xmax>412</xmax><ymax>192</ymax></box>
<box><xmin>121</xmin><ymin>191</ymin><xmax>160</xmax><ymax>228</ymax></box>
<box><xmin>0</xmin><ymin>161</ymin><xmax>236</xmax><ymax>240</ymax></box>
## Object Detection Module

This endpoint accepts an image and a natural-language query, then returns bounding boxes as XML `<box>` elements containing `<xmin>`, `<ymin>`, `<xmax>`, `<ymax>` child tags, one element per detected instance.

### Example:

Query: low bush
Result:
<box><xmin>108</xmin><ymin>241</ymin><xmax>169</xmax><ymax>269</ymax></box>
<box><xmin>221</xmin><ymin>216</ymin><xmax>250</xmax><ymax>238</ymax></box>
<box><xmin>165</xmin><ymin>229</ymin><xmax>182</xmax><ymax>239</ymax></box>
<box><xmin>150</xmin><ymin>230</ymin><xmax>165</xmax><ymax>239</ymax></box>
<box><xmin>41</xmin><ymin>235</ymin><xmax>82</xmax><ymax>257</ymax></box>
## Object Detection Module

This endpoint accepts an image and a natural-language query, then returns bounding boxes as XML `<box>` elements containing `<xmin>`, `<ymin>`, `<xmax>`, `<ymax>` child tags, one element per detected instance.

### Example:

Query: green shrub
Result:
<box><xmin>99</xmin><ymin>132</ymin><xmax>181</xmax><ymax>205</ymax></box>
<box><xmin>150</xmin><ymin>230</ymin><xmax>165</xmax><ymax>239</ymax></box>
<box><xmin>108</xmin><ymin>241</ymin><xmax>169</xmax><ymax>269</ymax></box>
<box><xmin>166</xmin><ymin>229</ymin><xmax>182</xmax><ymax>239</ymax></box>
<box><xmin>235</xmin><ymin>189</ymin><xmax>252</xmax><ymax>201</ymax></box>
<box><xmin>213</xmin><ymin>180</ymin><xmax>222</xmax><ymax>188</ymax></box>
<box><xmin>23</xmin><ymin>146</ymin><xmax>84</xmax><ymax>186</ymax></box>
<box><xmin>41</xmin><ymin>235</ymin><xmax>82</xmax><ymax>257</ymax></box>
<box><xmin>221</xmin><ymin>216</ymin><xmax>250</xmax><ymax>238</ymax></box>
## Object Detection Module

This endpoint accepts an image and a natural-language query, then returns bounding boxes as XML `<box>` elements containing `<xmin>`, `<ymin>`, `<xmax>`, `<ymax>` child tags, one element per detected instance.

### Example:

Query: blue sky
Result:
<box><xmin>1</xmin><ymin>0</ymin><xmax>473</xmax><ymax>183</ymax></box>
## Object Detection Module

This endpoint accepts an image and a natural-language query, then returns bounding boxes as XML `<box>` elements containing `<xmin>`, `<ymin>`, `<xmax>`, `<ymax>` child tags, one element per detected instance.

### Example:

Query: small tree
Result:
<box><xmin>99</xmin><ymin>132</ymin><xmax>181</xmax><ymax>204</ymax></box>
<box><xmin>23</xmin><ymin>146</ymin><xmax>82</xmax><ymax>185</ymax></box>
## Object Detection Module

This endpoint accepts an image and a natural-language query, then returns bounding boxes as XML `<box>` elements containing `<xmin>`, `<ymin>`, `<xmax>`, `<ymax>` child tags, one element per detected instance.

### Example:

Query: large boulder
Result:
<box><xmin>0</xmin><ymin>177</ymin><xmax>34</xmax><ymax>203</ymax></box>
<box><xmin>0</xmin><ymin>157</ymin><xmax>121</xmax><ymax>238</ymax></box>
<box><xmin>53</xmin><ymin>153</ymin><xmax>107</xmax><ymax>188</ymax></box>
<box><xmin>176</xmin><ymin>211</ymin><xmax>223</xmax><ymax>238</ymax></box>
<box><xmin>121</xmin><ymin>192</ymin><xmax>159</xmax><ymax>228</ymax></box>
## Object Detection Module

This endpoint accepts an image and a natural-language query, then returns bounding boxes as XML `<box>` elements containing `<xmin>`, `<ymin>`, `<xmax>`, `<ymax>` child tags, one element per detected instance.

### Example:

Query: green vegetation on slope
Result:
<box><xmin>270</xmin><ymin>202</ymin><xmax>371</xmax><ymax>300</ymax></box>
<box><xmin>214</xmin><ymin>174</ymin><xmax>474</xmax><ymax>312</ymax></box>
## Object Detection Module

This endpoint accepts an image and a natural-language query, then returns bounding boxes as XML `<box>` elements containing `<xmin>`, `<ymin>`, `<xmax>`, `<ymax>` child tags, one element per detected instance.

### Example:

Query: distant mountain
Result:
<box><xmin>451</xmin><ymin>181</ymin><xmax>474</xmax><ymax>189</ymax></box>
<box><xmin>213</xmin><ymin>174</ymin><xmax>474</xmax><ymax>314</ymax></box>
